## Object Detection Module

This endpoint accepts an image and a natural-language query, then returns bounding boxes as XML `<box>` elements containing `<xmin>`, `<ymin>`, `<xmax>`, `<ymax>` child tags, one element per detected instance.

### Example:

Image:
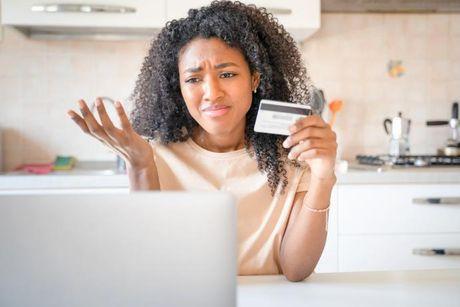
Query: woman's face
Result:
<box><xmin>178</xmin><ymin>37</ymin><xmax>259</xmax><ymax>136</ymax></box>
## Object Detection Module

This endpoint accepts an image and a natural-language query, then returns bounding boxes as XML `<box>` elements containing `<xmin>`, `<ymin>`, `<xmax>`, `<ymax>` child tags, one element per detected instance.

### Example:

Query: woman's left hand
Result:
<box><xmin>282</xmin><ymin>115</ymin><xmax>337</xmax><ymax>180</ymax></box>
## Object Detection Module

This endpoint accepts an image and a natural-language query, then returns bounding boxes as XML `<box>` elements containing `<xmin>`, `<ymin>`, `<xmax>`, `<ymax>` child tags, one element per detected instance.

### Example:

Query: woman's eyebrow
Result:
<box><xmin>184</xmin><ymin>62</ymin><xmax>238</xmax><ymax>73</ymax></box>
<box><xmin>214</xmin><ymin>62</ymin><xmax>238</xmax><ymax>69</ymax></box>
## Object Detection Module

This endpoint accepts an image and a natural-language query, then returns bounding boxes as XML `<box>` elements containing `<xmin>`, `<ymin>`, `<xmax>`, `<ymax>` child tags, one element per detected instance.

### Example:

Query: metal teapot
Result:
<box><xmin>383</xmin><ymin>112</ymin><xmax>411</xmax><ymax>156</ymax></box>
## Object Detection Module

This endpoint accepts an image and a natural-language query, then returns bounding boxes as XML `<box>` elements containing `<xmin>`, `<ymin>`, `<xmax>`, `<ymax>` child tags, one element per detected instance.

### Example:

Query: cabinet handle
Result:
<box><xmin>412</xmin><ymin>197</ymin><xmax>460</xmax><ymax>205</ymax></box>
<box><xmin>413</xmin><ymin>248</ymin><xmax>460</xmax><ymax>256</ymax></box>
<box><xmin>265</xmin><ymin>7</ymin><xmax>292</xmax><ymax>15</ymax></box>
<box><xmin>31</xmin><ymin>4</ymin><xmax>136</xmax><ymax>14</ymax></box>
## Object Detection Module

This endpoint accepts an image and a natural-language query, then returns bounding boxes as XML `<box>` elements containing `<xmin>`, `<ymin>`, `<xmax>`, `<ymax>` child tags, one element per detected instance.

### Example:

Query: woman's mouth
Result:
<box><xmin>201</xmin><ymin>105</ymin><xmax>230</xmax><ymax>118</ymax></box>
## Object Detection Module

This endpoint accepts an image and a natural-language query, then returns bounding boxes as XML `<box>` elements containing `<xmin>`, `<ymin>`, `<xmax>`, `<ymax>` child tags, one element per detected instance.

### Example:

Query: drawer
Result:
<box><xmin>338</xmin><ymin>233</ymin><xmax>460</xmax><ymax>272</ymax></box>
<box><xmin>338</xmin><ymin>184</ymin><xmax>460</xmax><ymax>234</ymax></box>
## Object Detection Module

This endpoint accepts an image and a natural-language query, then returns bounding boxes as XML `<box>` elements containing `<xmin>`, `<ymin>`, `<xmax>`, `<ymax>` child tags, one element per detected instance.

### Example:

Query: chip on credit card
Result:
<box><xmin>254</xmin><ymin>99</ymin><xmax>313</xmax><ymax>136</ymax></box>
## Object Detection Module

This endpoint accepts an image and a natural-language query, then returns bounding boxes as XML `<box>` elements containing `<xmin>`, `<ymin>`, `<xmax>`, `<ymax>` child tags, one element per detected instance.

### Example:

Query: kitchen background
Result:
<box><xmin>1</xmin><ymin>11</ymin><xmax>459</xmax><ymax>171</ymax></box>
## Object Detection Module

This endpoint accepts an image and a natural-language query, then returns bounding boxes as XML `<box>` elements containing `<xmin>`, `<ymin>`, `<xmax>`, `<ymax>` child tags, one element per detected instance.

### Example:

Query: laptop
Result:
<box><xmin>0</xmin><ymin>191</ymin><xmax>237</xmax><ymax>307</ymax></box>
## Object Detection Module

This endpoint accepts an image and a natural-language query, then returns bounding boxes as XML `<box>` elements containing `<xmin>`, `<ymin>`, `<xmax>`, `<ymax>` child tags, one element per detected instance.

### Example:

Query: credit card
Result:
<box><xmin>254</xmin><ymin>99</ymin><xmax>313</xmax><ymax>136</ymax></box>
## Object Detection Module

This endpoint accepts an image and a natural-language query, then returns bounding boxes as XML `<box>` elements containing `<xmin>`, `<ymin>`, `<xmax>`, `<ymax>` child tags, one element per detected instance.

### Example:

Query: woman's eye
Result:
<box><xmin>185</xmin><ymin>77</ymin><xmax>200</xmax><ymax>84</ymax></box>
<box><xmin>220</xmin><ymin>72</ymin><xmax>236</xmax><ymax>78</ymax></box>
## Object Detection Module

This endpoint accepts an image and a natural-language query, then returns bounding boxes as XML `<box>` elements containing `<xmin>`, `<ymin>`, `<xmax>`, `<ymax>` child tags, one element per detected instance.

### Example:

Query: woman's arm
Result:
<box><xmin>67</xmin><ymin>98</ymin><xmax>161</xmax><ymax>192</ymax></box>
<box><xmin>279</xmin><ymin>174</ymin><xmax>336</xmax><ymax>282</ymax></box>
<box><xmin>127</xmin><ymin>161</ymin><xmax>161</xmax><ymax>191</ymax></box>
<box><xmin>279</xmin><ymin>114</ymin><xmax>338</xmax><ymax>282</ymax></box>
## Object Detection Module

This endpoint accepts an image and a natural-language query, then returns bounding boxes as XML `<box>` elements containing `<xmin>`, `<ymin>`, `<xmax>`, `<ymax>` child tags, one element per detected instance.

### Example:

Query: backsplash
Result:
<box><xmin>302</xmin><ymin>14</ymin><xmax>460</xmax><ymax>160</ymax></box>
<box><xmin>0</xmin><ymin>28</ymin><xmax>150</xmax><ymax>171</ymax></box>
<box><xmin>0</xmin><ymin>13</ymin><xmax>459</xmax><ymax>171</ymax></box>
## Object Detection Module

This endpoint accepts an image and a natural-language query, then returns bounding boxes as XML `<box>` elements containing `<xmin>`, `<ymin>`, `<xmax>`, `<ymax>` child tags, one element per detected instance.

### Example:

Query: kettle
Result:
<box><xmin>426</xmin><ymin>102</ymin><xmax>459</xmax><ymax>156</ymax></box>
<box><xmin>383</xmin><ymin>112</ymin><xmax>411</xmax><ymax>156</ymax></box>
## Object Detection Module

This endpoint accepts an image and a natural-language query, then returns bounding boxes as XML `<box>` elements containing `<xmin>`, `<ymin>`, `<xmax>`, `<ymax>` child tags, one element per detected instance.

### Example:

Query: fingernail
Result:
<box><xmin>115</xmin><ymin>101</ymin><xmax>121</xmax><ymax>108</ymax></box>
<box><xmin>67</xmin><ymin>111</ymin><xmax>75</xmax><ymax>118</ymax></box>
<box><xmin>283</xmin><ymin>138</ymin><xmax>290</xmax><ymax>148</ymax></box>
<box><xmin>78</xmin><ymin>100</ymin><xmax>84</xmax><ymax>108</ymax></box>
<box><xmin>288</xmin><ymin>152</ymin><xmax>294</xmax><ymax>160</ymax></box>
<box><xmin>95</xmin><ymin>100</ymin><xmax>101</xmax><ymax>107</ymax></box>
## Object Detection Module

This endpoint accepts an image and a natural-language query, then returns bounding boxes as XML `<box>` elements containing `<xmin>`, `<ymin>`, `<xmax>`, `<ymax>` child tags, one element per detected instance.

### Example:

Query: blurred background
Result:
<box><xmin>0</xmin><ymin>0</ymin><xmax>459</xmax><ymax>274</ymax></box>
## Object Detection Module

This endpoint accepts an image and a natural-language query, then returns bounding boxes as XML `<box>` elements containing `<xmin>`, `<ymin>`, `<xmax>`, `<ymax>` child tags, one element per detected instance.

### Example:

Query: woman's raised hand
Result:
<box><xmin>67</xmin><ymin>98</ymin><xmax>154</xmax><ymax>171</ymax></box>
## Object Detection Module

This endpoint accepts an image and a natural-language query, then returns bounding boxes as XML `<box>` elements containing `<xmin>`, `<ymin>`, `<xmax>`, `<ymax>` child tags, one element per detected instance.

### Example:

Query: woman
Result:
<box><xmin>67</xmin><ymin>0</ymin><xmax>337</xmax><ymax>282</ymax></box>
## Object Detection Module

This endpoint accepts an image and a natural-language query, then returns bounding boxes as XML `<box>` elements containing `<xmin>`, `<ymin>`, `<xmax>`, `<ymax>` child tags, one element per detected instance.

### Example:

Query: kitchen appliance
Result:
<box><xmin>383</xmin><ymin>112</ymin><xmax>411</xmax><ymax>156</ymax></box>
<box><xmin>356</xmin><ymin>154</ymin><xmax>460</xmax><ymax>168</ymax></box>
<box><xmin>426</xmin><ymin>102</ymin><xmax>460</xmax><ymax>156</ymax></box>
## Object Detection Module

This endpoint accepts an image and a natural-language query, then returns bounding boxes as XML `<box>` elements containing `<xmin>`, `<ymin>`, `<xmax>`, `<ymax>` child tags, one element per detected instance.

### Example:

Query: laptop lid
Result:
<box><xmin>0</xmin><ymin>191</ymin><xmax>236</xmax><ymax>307</ymax></box>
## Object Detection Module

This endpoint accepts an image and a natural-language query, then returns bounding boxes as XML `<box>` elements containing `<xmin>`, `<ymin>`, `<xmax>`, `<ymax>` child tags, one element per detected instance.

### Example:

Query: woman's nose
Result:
<box><xmin>203</xmin><ymin>77</ymin><xmax>224</xmax><ymax>101</ymax></box>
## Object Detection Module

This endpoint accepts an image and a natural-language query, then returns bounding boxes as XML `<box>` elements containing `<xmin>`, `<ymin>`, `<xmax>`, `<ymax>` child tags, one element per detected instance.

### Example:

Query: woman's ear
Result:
<box><xmin>252</xmin><ymin>71</ymin><xmax>261</xmax><ymax>92</ymax></box>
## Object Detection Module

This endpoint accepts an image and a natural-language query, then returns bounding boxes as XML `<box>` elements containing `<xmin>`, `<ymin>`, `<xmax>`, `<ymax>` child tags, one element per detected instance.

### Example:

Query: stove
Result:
<box><xmin>356</xmin><ymin>155</ymin><xmax>460</xmax><ymax>167</ymax></box>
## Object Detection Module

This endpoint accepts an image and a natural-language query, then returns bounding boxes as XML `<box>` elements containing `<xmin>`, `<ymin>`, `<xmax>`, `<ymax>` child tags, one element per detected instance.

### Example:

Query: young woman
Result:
<box><xmin>67</xmin><ymin>1</ymin><xmax>337</xmax><ymax>282</ymax></box>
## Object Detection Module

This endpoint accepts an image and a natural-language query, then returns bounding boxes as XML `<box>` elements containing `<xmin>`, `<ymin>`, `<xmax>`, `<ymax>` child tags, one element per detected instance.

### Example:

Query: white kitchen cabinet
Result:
<box><xmin>1</xmin><ymin>0</ymin><xmax>319</xmax><ymax>40</ymax></box>
<box><xmin>166</xmin><ymin>0</ymin><xmax>320</xmax><ymax>41</ymax></box>
<box><xmin>337</xmin><ymin>183</ymin><xmax>460</xmax><ymax>272</ymax></box>
<box><xmin>0</xmin><ymin>188</ymin><xmax>129</xmax><ymax>195</ymax></box>
<box><xmin>1</xmin><ymin>0</ymin><xmax>166</xmax><ymax>28</ymax></box>
<box><xmin>339</xmin><ymin>233</ymin><xmax>460</xmax><ymax>272</ymax></box>
<box><xmin>338</xmin><ymin>184</ymin><xmax>460</xmax><ymax>234</ymax></box>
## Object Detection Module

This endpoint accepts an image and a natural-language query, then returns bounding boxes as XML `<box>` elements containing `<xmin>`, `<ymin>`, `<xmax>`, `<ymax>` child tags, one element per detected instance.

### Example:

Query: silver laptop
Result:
<box><xmin>0</xmin><ymin>191</ymin><xmax>237</xmax><ymax>307</ymax></box>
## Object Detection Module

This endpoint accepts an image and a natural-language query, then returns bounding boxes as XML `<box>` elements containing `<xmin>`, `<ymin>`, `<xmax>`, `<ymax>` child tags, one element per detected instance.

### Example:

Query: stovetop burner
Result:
<box><xmin>356</xmin><ymin>155</ymin><xmax>460</xmax><ymax>167</ymax></box>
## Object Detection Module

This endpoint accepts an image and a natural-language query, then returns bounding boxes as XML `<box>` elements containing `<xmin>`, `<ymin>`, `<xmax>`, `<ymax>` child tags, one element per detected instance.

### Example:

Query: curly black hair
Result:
<box><xmin>129</xmin><ymin>0</ymin><xmax>313</xmax><ymax>196</ymax></box>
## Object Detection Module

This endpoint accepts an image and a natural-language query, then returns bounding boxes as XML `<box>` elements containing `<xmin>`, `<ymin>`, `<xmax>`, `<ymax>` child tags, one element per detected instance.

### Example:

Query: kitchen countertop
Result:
<box><xmin>237</xmin><ymin>269</ymin><xmax>460</xmax><ymax>307</ymax></box>
<box><xmin>0</xmin><ymin>160</ymin><xmax>129</xmax><ymax>190</ymax></box>
<box><xmin>338</xmin><ymin>163</ymin><xmax>460</xmax><ymax>184</ymax></box>
<box><xmin>1</xmin><ymin>161</ymin><xmax>459</xmax><ymax>190</ymax></box>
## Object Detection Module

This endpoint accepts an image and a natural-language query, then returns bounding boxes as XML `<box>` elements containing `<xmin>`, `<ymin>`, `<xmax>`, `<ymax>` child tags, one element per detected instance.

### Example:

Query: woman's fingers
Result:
<box><xmin>77</xmin><ymin>99</ymin><xmax>110</xmax><ymax>138</ymax></box>
<box><xmin>69</xmin><ymin>98</ymin><xmax>135</xmax><ymax>146</ymax></box>
<box><xmin>287</xmin><ymin>138</ymin><xmax>337</xmax><ymax>160</ymax></box>
<box><xmin>94</xmin><ymin>98</ymin><xmax>120</xmax><ymax>140</ymax></box>
<box><xmin>283</xmin><ymin>126</ymin><xmax>335</xmax><ymax>148</ymax></box>
<box><xmin>284</xmin><ymin>115</ymin><xmax>335</xmax><ymax>148</ymax></box>
<box><xmin>297</xmin><ymin>148</ymin><xmax>335</xmax><ymax>161</ymax></box>
<box><xmin>289</xmin><ymin>115</ymin><xmax>328</xmax><ymax>134</ymax></box>
<box><xmin>94</xmin><ymin>98</ymin><xmax>133</xmax><ymax>134</ymax></box>
<box><xmin>114</xmin><ymin>101</ymin><xmax>134</xmax><ymax>132</ymax></box>
<box><xmin>68</xmin><ymin>99</ymin><xmax>118</xmax><ymax>150</ymax></box>
<box><xmin>68</xmin><ymin>108</ymin><xmax>114</xmax><ymax>147</ymax></box>
<box><xmin>67</xmin><ymin>110</ymin><xmax>90</xmax><ymax>134</ymax></box>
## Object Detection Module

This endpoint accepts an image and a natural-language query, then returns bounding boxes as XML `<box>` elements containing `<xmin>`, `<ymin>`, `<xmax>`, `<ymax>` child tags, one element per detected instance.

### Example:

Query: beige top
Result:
<box><xmin>150</xmin><ymin>138</ymin><xmax>311</xmax><ymax>275</ymax></box>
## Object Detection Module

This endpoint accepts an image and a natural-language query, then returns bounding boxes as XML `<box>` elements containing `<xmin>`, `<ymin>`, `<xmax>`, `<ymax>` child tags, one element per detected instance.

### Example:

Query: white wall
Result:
<box><xmin>1</xmin><ymin>13</ymin><xmax>459</xmax><ymax>171</ymax></box>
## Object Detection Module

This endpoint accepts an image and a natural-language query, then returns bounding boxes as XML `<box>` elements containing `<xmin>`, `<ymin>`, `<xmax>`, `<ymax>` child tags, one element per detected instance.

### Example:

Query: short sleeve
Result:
<box><xmin>296</xmin><ymin>167</ymin><xmax>311</xmax><ymax>193</ymax></box>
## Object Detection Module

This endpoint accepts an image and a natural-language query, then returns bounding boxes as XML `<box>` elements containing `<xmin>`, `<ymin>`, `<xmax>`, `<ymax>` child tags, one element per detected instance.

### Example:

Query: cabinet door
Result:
<box><xmin>315</xmin><ymin>186</ymin><xmax>338</xmax><ymax>273</ymax></box>
<box><xmin>2</xmin><ymin>0</ymin><xmax>166</xmax><ymax>28</ymax></box>
<box><xmin>339</xmin><ymin>233</ymin><xmax>460</xmax><ymax>272</ymax></box>
<box><xmin>338</xmin><ymin>184</ymin><xmax>460</xmax><ymax>234</ymax></box>
<box><xmin>166</xmin><ymin>0</ymin><xmax>320</xmax><ymax>39</ymax></box>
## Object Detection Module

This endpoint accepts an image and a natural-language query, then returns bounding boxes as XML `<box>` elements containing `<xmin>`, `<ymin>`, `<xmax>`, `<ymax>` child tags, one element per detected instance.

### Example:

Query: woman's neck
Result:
<box><xmin>192</xmin><ymin>125</ymin><xmax>245</xmax><ymax>153</ymax></box>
